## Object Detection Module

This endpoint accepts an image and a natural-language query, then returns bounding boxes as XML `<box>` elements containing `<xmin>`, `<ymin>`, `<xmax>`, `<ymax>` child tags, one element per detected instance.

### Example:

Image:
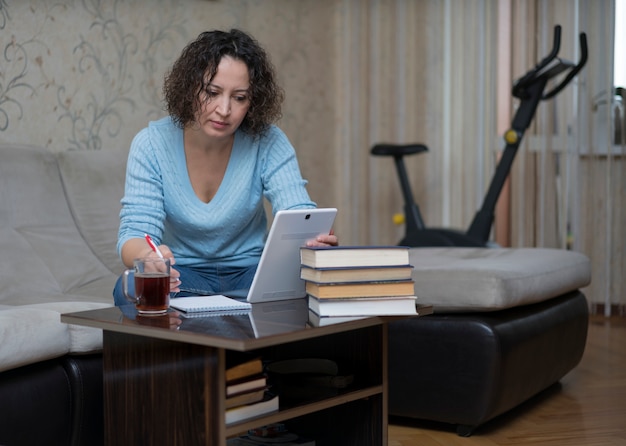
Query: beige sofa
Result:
<box><xmin>0</xmin><ymin>143</ymin><xmax>126</xmax><ymax>446</ymax></box>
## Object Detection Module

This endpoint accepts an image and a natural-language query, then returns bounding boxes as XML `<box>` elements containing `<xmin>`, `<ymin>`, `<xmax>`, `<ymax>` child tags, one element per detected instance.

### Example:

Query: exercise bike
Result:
<box><xmin>371</xmin><ymin>25</ymin><xmax>587</xmax><ymax>247</ymax></box>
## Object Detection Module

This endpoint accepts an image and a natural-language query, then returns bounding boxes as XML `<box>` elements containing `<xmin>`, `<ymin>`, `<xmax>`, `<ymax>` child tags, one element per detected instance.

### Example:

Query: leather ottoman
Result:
<box><xmin>388</xmin><ymin>247</ymin><xmax>591</xmax><ymax>436</ymax></box>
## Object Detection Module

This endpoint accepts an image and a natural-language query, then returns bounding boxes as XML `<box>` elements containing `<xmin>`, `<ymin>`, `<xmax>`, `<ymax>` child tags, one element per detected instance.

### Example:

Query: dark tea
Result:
<box><xmin>134</xmin><ymin>272</ymin><xmax>169</xmax><ymax>314</ymax></box>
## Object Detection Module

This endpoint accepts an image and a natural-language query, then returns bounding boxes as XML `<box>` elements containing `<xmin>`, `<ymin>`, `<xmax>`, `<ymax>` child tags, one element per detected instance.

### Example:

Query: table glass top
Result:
<box><xmin>61</xmin><ymin>299</ymin><xmax>397</xmax><ymax>350</ymax></box>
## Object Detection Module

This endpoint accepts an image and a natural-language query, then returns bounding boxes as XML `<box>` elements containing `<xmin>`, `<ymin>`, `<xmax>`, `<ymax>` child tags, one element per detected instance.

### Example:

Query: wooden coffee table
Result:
<box><xmin>62</xmin><ymin>300</ymin><xmax>430</xmax><ymax>446</ymax></box>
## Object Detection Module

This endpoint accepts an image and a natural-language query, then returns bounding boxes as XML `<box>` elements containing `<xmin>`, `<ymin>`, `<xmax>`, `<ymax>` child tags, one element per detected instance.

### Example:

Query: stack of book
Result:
<box><xmin>300</xmin><ymin>246</ymin><xmax>418</xmax><ymax>318</ymax></box>
<box><xmin>225</xmin><ymin>357</ymin><xmax>279</xmax><ymax>424</ymax></box>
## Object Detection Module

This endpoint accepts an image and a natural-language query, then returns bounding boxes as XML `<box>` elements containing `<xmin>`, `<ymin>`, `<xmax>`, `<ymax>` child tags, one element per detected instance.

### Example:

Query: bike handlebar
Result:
<box><xmin>511</xmin><ymin>25</ymin><xmax>588</xmax><ymax>100</ymax></box>
<box><xmin>542</xmin><ymin>31</ymin><xmax>587</xmax><ymax>99</ymax></box>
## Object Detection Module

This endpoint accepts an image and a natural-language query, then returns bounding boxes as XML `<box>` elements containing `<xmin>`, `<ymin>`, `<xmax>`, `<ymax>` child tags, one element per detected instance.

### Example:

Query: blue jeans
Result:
<box><xmin>112</xmin><ymin>263</ymin><xmax>258</xmax><ymax>306</ymax></box>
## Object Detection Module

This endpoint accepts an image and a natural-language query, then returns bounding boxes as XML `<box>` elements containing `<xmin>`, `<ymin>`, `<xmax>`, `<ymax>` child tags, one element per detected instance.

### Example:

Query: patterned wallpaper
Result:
<box><xmin>0</xmin><ymin>0</ymin><xmax>336</xmax><ymax>156</ymax></box>
<box><xmin>2</xmin><ymin>0</ymin><xmax>179</xmax><ymax>150</ymax></box>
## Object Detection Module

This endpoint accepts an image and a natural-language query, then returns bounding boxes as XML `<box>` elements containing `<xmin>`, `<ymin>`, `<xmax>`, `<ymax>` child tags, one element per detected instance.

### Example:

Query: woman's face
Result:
<box><xmin>195</xmin><ymin>56</ymin><xmax>251</xmax><ymax>140</ymax></box>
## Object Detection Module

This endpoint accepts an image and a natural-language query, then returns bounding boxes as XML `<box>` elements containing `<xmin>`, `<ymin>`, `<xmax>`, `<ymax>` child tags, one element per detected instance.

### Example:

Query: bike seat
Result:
<box><xmin>371</xmin><ymin>143</ymin><xmax>428</xmax><ymax>157</ymax></box>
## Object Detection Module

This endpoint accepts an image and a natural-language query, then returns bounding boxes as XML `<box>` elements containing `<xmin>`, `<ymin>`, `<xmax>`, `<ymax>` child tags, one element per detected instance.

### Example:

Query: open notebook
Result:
<box><xmin>170</xmin><ymin>294</ymin><xmax>251</xmax><ymax>314</ymax></box>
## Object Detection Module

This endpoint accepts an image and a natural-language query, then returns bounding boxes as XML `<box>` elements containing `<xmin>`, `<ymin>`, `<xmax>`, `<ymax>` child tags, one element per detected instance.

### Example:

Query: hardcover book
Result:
<box><xmin>226</xmin><ymin>374</ymin><xmax>267</xmax><ymax>397</ymax></box>
<box><xmin>305</xmin><ymin>280</ymin><xmax>415</xmax><ymax>299</ymax></box>
<box><xmin>300</xmin><ymin>245</ymin><xmax>410</xmax><ymax>268</ymax></box>
<box><xmin>226</xmin><ymin>357</ymin><xmax>263</xmax><ymax>383</ymax></box>
<box><xmin>225</xmin><ymin>392</ymin><xmax>279</xmax><ymax>425</ymax></box>
<box><xmin>225</xmin><ymin>387</ymin><xmax>267</xmax><ymax>410</ymax></box>
<box><xmin>300</xmin><ymin>264</ymin><xmax>413</xmax><ymax>283</ymax></box>
<box><xmin>308</xmin><ymin>295</ymin><xmax>417</xmax><ymax>317</ymax></box>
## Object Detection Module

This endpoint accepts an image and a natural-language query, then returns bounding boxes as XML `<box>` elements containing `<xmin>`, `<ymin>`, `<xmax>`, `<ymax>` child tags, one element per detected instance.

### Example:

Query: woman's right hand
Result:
<box><xmin>121</xmin><ymin>238</ymin><xmax>181</xmax><ymax>292</ymax></box>
<box><xmin>147</xmin><ymin>243</ymin><xmax>181</xmax><ymax>293</ymax></box>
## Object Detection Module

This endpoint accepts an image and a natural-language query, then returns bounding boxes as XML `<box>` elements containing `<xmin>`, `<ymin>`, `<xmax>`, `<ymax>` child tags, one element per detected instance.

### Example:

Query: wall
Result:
<box><xmin>0</xmin><ymin>0</ymin><xmax>339</xmax><ymax>213</ymax></box>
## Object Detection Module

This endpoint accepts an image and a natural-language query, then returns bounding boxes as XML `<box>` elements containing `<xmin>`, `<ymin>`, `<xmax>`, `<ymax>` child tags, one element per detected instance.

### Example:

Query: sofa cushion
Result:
<box><xmin>0</xmin><ymin>143</ymin><xmax>120</xmax><ymax>306</ymax></box>
<box><xmin>0</xmin><ymin>302</ymin><xmax>111</xmax><ymax>372</ymax></box>
<box><xmin>0</xmin><ymin>228</ymin><xmax>62</xmax><ymax>302</ymax></box>
<box><xmin>409</xmin><ymin>247</ymin><xmax>591</xmax><ymax>312</ymax></box>
<box><xmin>57</xmin><ymin>149</ymin><xmax>127</xmax><ymax>275</ymax></box>
<box><xmin>0</xmin><ymin>143</ymin><xmax>74</xmax><ymax>229</ymax></box>
<box><xmin>0</xmin><ymin>225</ymin><xmax>116</xmax><ymax>305</ymax></box>
<box><xmin>16</xmin><ymin>224</ymin><xmax>115</xmax><ymax>292</ymax></box>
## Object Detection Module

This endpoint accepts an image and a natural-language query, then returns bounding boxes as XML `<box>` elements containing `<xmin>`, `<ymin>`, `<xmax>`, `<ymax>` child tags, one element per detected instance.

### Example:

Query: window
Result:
<box><xmin>614</xmin><ymin>0</ymin><xmax>625</xmax><ymax>145</ymax></box>
<box><xmin>616</xmin><ymin>0</ymin><xmax>625</xmax><ymax>87</ymax></box>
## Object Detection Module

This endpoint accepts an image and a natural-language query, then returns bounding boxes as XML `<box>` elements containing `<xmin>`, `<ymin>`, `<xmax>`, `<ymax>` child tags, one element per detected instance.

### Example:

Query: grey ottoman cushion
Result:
<box><xmin>409</xmin><ymin>247</ymin><xmax>591</xmax><ymax>312</ymax></box>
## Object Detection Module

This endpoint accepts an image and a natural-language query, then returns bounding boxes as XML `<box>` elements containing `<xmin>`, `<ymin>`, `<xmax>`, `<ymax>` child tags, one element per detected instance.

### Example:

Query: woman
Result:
<box><xmin>113</xmin><ymin>29</ymin><xmax>337</xmax><ymax>305</ymax></box>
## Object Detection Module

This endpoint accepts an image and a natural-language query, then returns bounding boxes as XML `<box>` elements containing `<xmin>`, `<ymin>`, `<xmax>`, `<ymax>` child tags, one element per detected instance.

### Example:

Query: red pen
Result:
<box><xmin>144</xmin><ymin>234</ymin><xmax>164</xmax><ymax>259</ymax></box>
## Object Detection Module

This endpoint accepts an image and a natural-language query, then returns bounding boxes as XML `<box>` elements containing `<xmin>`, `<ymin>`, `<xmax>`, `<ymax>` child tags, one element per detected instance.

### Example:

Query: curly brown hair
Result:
<box><xmin>163</xmin><ymin>29</ymin><xmax>284</xmax><ymax>136</ymax></box>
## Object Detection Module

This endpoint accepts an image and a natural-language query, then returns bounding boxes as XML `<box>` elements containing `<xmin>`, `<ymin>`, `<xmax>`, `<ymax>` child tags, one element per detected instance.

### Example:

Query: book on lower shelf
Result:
<box><xmin>226</xmin><ymin>357</ymin><xmax>263</xmax><ymax>382</ymax></box>
<box><xmin>300</xmin><ymin>264</ymin><xmax>413</xmax><ymax>283</ymax></box>
<box><xmin>308</xmin><ymin>295</ymin><xmax>417</xmax><ymax>317</ymax></box>
<box><xmin>225</xmin><ymin>356</ymin><xmax>271</xmax><ymax>410</ymax></box>
<box><xmin>225</xmin><ymin>387</ymin><xmax>267</xmax><ymax>410</ymax></box>
<box><xmin>300</xmin><ymin>245</ymin><xmax>410</xmax><ymax>268</ymax></box>
<box><xmin>225</xmin><ymin>392</ymin><xmax>279</xmax><ymax>424</ymax></box>
<box><xmin>226</xmin><ymin>374</ymin><xmax>267</xmax><ymax>397</ymax></box>
<box><xmin>305</xmin><ymin>279</ymin><xmax>415</xmax><ymax>299</ymax></box>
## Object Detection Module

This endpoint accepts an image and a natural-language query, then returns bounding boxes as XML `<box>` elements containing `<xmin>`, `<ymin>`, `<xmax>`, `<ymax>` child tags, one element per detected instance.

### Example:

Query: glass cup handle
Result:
<box><xmin>122</xmin><ymin>269</ymin><xmax>137</xmax><ymax>304</ymax></box>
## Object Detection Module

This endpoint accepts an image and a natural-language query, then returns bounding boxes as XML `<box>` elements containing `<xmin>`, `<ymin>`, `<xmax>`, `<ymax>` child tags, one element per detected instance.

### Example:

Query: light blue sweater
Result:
<box><xmin>117</xmin><ymin>116</ymin><xmax>316</xmax><ymax>268</ymax></box>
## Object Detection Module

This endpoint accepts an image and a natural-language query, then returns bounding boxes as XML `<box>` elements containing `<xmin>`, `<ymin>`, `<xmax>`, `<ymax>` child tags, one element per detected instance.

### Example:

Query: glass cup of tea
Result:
<box><xmin>122</xmin><ymin>257</ymin><xmax>171</xmax><ymax>315</ymax></box>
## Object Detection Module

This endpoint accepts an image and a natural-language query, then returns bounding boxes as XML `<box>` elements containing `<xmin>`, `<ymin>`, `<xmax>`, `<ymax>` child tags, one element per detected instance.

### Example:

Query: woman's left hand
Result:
<box><xmin>306</xmin><ymin>229</ymin><xmax>338</xmax><ymax>247</ymax></box>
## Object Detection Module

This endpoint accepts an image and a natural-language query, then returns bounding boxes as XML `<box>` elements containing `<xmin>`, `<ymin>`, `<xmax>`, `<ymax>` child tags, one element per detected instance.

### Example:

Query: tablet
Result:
<box><xmin>245</xmin><ymin>208</ymin><xmax>337</xmax><ymax>303</ymax></box>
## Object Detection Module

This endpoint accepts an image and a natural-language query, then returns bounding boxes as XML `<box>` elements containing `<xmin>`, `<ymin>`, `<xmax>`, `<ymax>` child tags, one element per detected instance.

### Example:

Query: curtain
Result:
<box><xmin>506</xmin><ymin>0</ymin><xmax>623</xmax><ymax>315</ymax></box>
<box><xmin>334</xmin><ymin>0</ymin><xmax>499</xmax><ymax>246</ymax></box>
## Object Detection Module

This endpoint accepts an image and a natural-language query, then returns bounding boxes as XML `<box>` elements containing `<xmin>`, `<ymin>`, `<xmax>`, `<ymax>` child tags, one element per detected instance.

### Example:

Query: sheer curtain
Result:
<box><xmin>334</xmin><ymin>0</ymin><xmax>499</xmax><ymax>246</ymax></box>
<box><xmin>504</xmin><ymin>0</ymin><xmax>622</xmax><ymax>315</ymax></box>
